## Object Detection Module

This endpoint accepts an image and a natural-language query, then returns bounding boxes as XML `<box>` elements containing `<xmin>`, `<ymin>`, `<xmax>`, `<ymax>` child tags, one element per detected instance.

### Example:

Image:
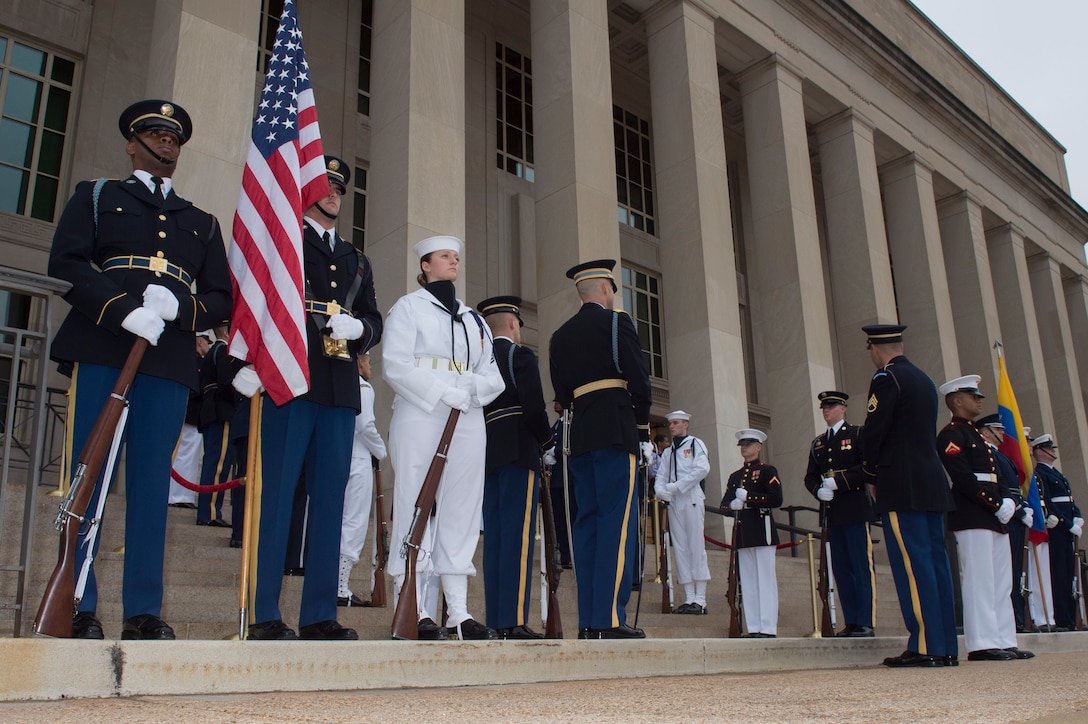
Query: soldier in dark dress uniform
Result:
<box><xmin>1031</xmin><ymin>434</ymin><xmax>1084</xmax><ymax>631</ymax></box>
<box><xmin>233</xmin><ymin>156</ymin><xmax>382</xmax><ymax>641</ymax></box>
<box><xmin>195</xmin><ymin>327</ymin><xmax>238</xmax><ymax>527</ymax></box>
<box><xmin>722</xmin><ymin>429</ymin><xmax>782</xmax><ymax>637</ymax></box>
<box><xmin>804</xmin><ymin>391</ymin><xmax>876</xmax><ymax>637</ymax></box>
<box><xmin>977</xmin><ymin>413</ymin><xmax>1033</xmax><ymax>633</ymax></box>
<box><xmin>549</xmin><ymin>260</ymin><xmax>653</xmax><ymax>639</ymax></box>
<box><xmin>478</xmin><ymin>296</ymin><xmax>554</xmax><ymax>639</ymax></box>
<box><xmin>937</xmin><ymin>376</ymin><xmax>1032</xmax><ymax>661</ymax></box>
<box><xmin>48</xmin><ymin>99</ymin><xmax>232</xmax><ymax>639</ymax></box>
<box><xmin>859</xmin><ymin>324</ymin><xmax>957</xmax><ymax>667</ymax></box>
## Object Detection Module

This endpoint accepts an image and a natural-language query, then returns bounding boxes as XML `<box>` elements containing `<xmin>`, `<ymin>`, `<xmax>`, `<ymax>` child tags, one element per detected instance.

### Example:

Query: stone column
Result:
<box><xmin>1063</xmin><ymin>274</ymin><xmax>1088</xmax><ymax>414</ymax></box>
<box><xmin>935</xmin><ymin>191</ymin><xmax>1003</xmax><ymax>392</ymax></box>
<box><xmin>877</xmin><ymin>154</ymin><xmax>959</xmax><ymax>383</ymax></box>
<box><xmin>148</xmin><ymin>0</ymin><xmax>261</xmax><ymax>224</ymax></box>
<box><xmin>813</xmin><ymin>109</ymin><xmax>897</xmax><ymax>408</ymax></box>
<box><xmin>531</xmin><ymin>0</ymin><xmax>622</xmax><ymax>392</ymax></box>
<box><xmin>985</xmin><ymin>223</ymin><xmax>1053</xmax><ymax>432</ymax></box>
<box><xmin>645</xmin><ymin>0</ymin><xmax>746</xmax><ymax>504</ymax></box>
<box><xmin>1028</xmin><ymin>252</ymin><xmax>1088</xmax><ymax>488</ymax></box>
<box><xmin>368</xmin><ymin>0</ymin><xmax>466</xmax><ymax>297</ymax></box>
<box><xmin>738</xmin><ymin>55</ymin><xmax>834</xmax><ymax>487</ymax></box>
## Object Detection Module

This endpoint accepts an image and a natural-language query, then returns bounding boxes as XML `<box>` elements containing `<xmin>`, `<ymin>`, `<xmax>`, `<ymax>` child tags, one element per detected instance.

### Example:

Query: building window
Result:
<box><xmin>495</xmin><ymin>42</ymin><xmax>534</xmax><ymax>182</ymax></box>
<box><xmin>358</xmin><ymin>0</ymin><xmax>373</xmax><ymax>116</ymax></box>
<box><xmin>621</xmin><ymin>265</ymin><xmax>665</xmax><ymax>379</ymax></box>
<box><xmin>352</xmin><ymin>165</ymin><xmax>368</xmax><ymax>251</ymax></box>
<box><xmin>0</xmin><ymin>35</ymin><xmax>76</xmax><ymax>223</ymax></box>
<box><xmin>614</xmin><ymin>105</ymin><xmax>655</xmax><ymax>236</ymax></box>
<box><xmin>257</xmin><ymin>0</ymin><xmax>285</xmax><ymax>74</ymax></box>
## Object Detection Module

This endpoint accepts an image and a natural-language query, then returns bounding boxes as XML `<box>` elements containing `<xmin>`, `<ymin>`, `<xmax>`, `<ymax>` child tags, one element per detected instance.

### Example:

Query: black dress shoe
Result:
<box><xmin>1004</xmin><ymin>647</ymin><xmax>1035</xmax><ymax>659</ymax></box>
<box><xmin>672</xmin><ymin>602</ymin><xmax>693</xmax><ymax>614</ymax></box>
<box><xmin>121</xmin><ymin>614</ymin><xmax>175</xmax><ymax>640</ymax></box>
<box><xmin>967</xmin><ymin>648</ymin><xmax>1016</xmax><ymax>661</ymax></box>
<box><xmin>337</xmin><ymin>593</ymin><xmax>371</xmax><ymax>607</ymax></box>
<box><xmin>169</xmin><ymin>502</ymin><xmax>197</xmax><ymax>509</ymax></box>
<box><xmin>229</xmin><ymin>539</ymin><xmax>243</xmax><ymax>548</ymax></box>
<box><xmin>943</xmin><ymin>655</ymin><xmax>959</xmax><ymax>667</ymax></box>
<box><xmin>72</xmin><ymin>611</ymin><xmax>104</xmax><ymax>640</ymax></box>
<box><xmin>283</xmin><ymin>567</ymin><xmax>306</xmax><ymax>576</ymax></box>
<box><xmin>594</xmin><ymin>624</ymin><xmax>645</xmax><ymax>639</ymax></box>
<box><xmin>630</xmin><ymin>582</ymin><xmax>641</xmax><ymax>591</ymax></box>
<box><xmin>417</xmin><ymin>618</ymin><xmax>449</xmax><ymax>640</ymax></box>
<box><xmin>1052</xmin><ymin>626</ymin><xmax>1071</xmax><ymax>633</ymax></box>
<box><xmin>1034</xmin><ymin>624</ymin><xmax>1052</xmax><ymax>633</ymax></box>
<box><xmin>843</xmin><ymin>625</ymin><xmax>875</xmax><ymax>637</ymax></box>
<box><xmin>248</xmin><ymin>619</ymin><xmax>298</xmax><ymax>640</ymax></box>
<box><xmin>882</xmin><ymin>650</ymin><xmax>939</xmax><ymax>668</ymax></box>
<box><xmin>577</xmin><ymin>627</ymin><xmax>594</xmax><ymax>640</ymax></box>
<box><xmin>207</xmin><ymin>518</ymin><xmax>231</xmax><ymax>528</ymax></box>
<box><xmin>835</xmin><ymin>624</ymin><xmax>857</xmax><ymax>637</ymax></box>
<box><xmin>299</xmin><ymin>620</ymin><xmax>358</xmax><ymax>640</ymax></box>
<box><xmin>498</xmin><ymin>625</ymin><xmax>544</xmax><ymax>640</ymax></box>
<box><xmin>451</xmin><ymin>618</ymin><xmax>498</xmax><ymax>640</ymax></box>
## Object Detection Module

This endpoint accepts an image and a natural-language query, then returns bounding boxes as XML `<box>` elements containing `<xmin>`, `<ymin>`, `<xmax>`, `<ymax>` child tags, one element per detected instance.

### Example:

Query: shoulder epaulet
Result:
<box><xmin>614</xmin><ymin>309</ymin><xmax>631</xmax><ymax>317</ymax></box>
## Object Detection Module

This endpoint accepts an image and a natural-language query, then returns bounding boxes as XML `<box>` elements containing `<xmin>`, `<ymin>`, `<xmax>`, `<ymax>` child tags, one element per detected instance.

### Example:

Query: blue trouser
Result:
<box><xmin>68</xmin><ymin>363</ymin><xmax>187</xmax><ymax>619</ymax></box>
<box><xmin>1049</xmin><ymin>527</ymin><xmax>1076</xmax><ymax>629</ymax></box>
<box><xmin>482</xmin><ymin>464</ymin><xmax>539</xmax><ymax>629</ymax></box>
<box><xmin>252</xmin><ymin>397</ymin><xmax>353</xmax><ymax>627</ymax></box>
<box><xmin>196</xmin><ymin>421</ymin><xmax>232</xmax><ymax>522</ymax></box>
<box><xmin>828</xmin><ymin>521</ymin><xmax>876</xmax><ymax>628</ymax></box>
<box><xmin>567</xmin><ymin>448</ymin><xmax>637</xmax><ymax>630</ymax></box>
<box><xmin>882</xmin><ymin>510</ymin><xmax>958</xmax><ymax>657</ymax></box>
<box><xmin>1007</xmin><ymin>522</ymin><xmax>1027</xmax><ymax>630</ymax></box>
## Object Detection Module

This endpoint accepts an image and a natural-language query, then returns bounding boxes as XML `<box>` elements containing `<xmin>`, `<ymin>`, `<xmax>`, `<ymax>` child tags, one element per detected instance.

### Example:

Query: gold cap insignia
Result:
<box><xmin>329</xmin><ymin>159</ymin><xmax>340</xmax><ymax>171</ymax></box>
<box><xmin>867</xmin><ymin>394</ymin><xmax>878</xmax><ymax>413</ymax></box>
<box><xmin>161</xmin><ymin>103</ymin><xmax>174</xmax><ymax>118</ymax></box>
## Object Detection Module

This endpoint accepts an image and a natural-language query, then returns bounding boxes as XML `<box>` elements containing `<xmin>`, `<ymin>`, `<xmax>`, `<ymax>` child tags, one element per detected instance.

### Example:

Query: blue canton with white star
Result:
<box><xmin>252</xmin><ymin>0</ymin><xmax>312</xmax><ymax>157</ymax></box>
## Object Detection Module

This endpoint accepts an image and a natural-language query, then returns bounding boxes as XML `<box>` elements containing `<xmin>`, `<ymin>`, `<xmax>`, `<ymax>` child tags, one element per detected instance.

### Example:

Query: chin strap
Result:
<box><xmin>133</xmin><ymin>134</ymin><xmax>175</xmax><ymax>165</ymax></box>
<box><xmin>314</xmin><ymin>203</ymin><xmax>338</xmax><ymax>221</ymax></box>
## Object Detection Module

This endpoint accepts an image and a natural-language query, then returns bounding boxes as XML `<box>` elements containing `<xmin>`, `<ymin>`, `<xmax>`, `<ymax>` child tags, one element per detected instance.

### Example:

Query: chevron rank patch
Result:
<box><xmin>944</xmin><ymin>441</ymin><xmax>962</xmax><ymax>455</ymax></box>
<box><xmin>867</xmin><ymin>394</ymin><xmax>878</xmax><ymax>413</ymax></box>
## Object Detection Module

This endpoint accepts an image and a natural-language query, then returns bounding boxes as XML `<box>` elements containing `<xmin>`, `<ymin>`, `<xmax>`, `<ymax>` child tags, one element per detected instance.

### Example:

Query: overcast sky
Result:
<box><xmin>908</xmin><ymin>1</ymin><xmax>1088</xmax><ymax>210</ymax></box>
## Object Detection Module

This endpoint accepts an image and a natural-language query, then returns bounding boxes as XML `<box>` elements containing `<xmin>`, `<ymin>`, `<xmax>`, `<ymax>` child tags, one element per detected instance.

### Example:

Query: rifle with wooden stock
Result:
<box><xmin>34</xmin><ymin>338</ymin><xmax>149</xmax><ymax>637</ymax></box>
<box><xmin>539</xmin><ymin>467</ymin><xmax>563</xmax><ymax>638</ymax></box>
<box><xmin>726</xmin><ymin>507</ymin><xmax>742</xmax><ymax>638</ymax></box>
<box><xmin>658</xmin><ymin>501</ymin><xmax>672</xmax><ymax>613</ymax></box>
<box><xmin>390</xmin><ymin>408</ymin><xmax>460</xmax><ymax>640</ymax></box>
<box><xmin>816</xmin><ymin>502</ymin><xmax>834</xmax><ymax>637</ymax></box>
<box><xmin>370</xmin><ymin>457</ymin><xmax>389</xmax><ymax>608</ymax></box>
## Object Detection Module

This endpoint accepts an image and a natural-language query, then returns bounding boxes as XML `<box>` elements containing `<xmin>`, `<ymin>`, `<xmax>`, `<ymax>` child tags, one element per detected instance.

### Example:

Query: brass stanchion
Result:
<box><xmin>805</xmin><ymin>533</ymin><xmax>822</xmax><ymax>638</ymax></box>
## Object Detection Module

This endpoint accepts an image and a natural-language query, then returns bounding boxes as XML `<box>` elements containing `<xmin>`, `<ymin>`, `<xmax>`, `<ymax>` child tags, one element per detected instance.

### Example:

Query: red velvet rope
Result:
<box><xmin>170</xmin><ymin>467</ymin><xmax>244</xmax><ymax>493</ymax></box>
<box><xmin>703</xmin><ymin>534</ymin><xmax>806</xmax><ymax>551</ymax></box>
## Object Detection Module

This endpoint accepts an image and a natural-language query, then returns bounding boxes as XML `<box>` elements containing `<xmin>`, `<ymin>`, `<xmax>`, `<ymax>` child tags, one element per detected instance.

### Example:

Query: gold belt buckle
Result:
<box><xmin>326</xmin><ymin>300</ymin><xmax>341</xmax><ymax>316</ymax></box>
<box><xmin>321</xmin><ymin>334</ymin><xmax>351</xmax><ymax>361</ymax></box>
<box><xmin>148</xmin><ymin>257</ymin><xmax>168</xmax><ymax>275</ymax></box>
<box><xmin>452</xmin><ymin>361</ymin><xmax>466</xmax><ymax>373</ymax></box>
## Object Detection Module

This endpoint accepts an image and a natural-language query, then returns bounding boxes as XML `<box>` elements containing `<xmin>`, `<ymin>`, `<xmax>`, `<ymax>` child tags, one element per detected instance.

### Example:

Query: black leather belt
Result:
<box><xmin>102</xmin><ymin>255</ymin><xmax>193</xmax><ymax>286</ymax></box>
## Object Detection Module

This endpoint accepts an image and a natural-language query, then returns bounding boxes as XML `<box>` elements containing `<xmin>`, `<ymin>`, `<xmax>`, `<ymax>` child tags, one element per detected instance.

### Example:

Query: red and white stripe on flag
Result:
<box><xmin>228</xmin><ymin>0</ymin><xmax>329</xmax><ymax>405</ymax></box>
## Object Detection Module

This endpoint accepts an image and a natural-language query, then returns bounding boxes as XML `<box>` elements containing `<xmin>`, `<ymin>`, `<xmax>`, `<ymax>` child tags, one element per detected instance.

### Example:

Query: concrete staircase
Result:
<box><xmin>3</xmin><ymin>471</ymin><xmax>907</xmax><ymax>641</ymax></box>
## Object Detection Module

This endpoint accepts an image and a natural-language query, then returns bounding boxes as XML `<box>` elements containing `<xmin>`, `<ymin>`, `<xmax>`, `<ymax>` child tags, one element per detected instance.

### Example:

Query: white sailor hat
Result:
<box><xmin>665</xmin><ymin>410</ymin><xmax>691</xmax><ymax>422</ymax></box>
<box><xmin>939</xmin><ymin>374</ymin><xmax>984</xmax><ymax>398</ymax></box>
<box><xmin>1031</xmin><ymin>434</ymin><xmax>1057</xmax><ymax>450</ymax></box>
<box><xmin>735</xmin><ymin>428</ymin><xmax>767</xmax><ymax>445</ymax></box>
<box><xmin>413</xmin><ymin>235</ymin><xmax>463</xmax><ymax>259</ymax></box>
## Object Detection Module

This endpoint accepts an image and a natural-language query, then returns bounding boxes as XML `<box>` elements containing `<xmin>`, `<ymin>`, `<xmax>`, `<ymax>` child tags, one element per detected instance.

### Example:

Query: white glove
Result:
<box><xmin>455</xmin><ymin>372</ymin><xmax>477</xmax><ymax>396</ymax></box>
<box><xmin>1072</xmin><ymin>524</ymin><xmax>1083</xmax><ymax>538</ymax></box>
<box><xmin>735</xmin><ymin>487</ymin><xmax>748</xmax><ymax>503</ymax></box>
<box><xmin>121</xmin><ymin>306</ymin><xmax>165</xmax><ymax>345</ymax></box>
<box><xmin>657</xmin><ymin>489</ymin><xmax>672</xmax><ymax>504</ymax></box>
<box><xmin>543</xmin><ymin>447</ymin><xmax>557</xmax><ymax>467</ymax></box>
<box><xmin>327</xmin><ymin>313</ymin><xmax>364</xmax><ymax>341</ymax></box>
<box><xmin>639</xmin><ymin>441</ymin><xmax>654</xmax><ymax>468</ymax></box>
<box><xmin>1046</xmin><ymin>514</ymin><xmax>1060</xmax><ymax>529</ymax></box>
<box><xmin>232</xmin><ymin>366</ymin><xmax>263</xmax><ymax>398</ymax></box>
<box><xmin>821</xmin><ymin>476</ymin><xmax>837</xmax><ymax>491</ymax></box>
<box><xmin>142</xmin><ymin>283</ymin><xmax>179</xmax><ymax>321</ymax></box>
<box><xmin>440</xmin><ymin>385</ymin><xmax>470</xmax><ymax>413</ymax></box>
<box><xmin>1019</xmin><ymin>507</ymin><xmax>1034</xmax><ymax>530</ymax></box>
<box><xmin>728</xmin><ymin>498</ymin><xmax>744</xmax><ymax>511</ymax></box>
<box><xmin>817</xmin><ymin>487</ymin><xmax>834</xmax><ymax>502</ymax></box>
<box><xmin>1075</xmin><ymin>517</ymin><xmax>1085</xmax><ymax>528</ymax></box>
<box><xmin>995</xmin><ymin>497</ymin><xmax>1016</xmax><ymax>525</ymax></box>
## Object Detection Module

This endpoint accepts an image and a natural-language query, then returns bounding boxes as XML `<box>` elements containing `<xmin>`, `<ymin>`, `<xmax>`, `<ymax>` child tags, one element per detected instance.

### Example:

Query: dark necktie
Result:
<box><xmin>150</xmin><ymin>175</ymin><xmax>164</xmax><ymax>201</ymax></box>
<box><xmin>323</xmin><ymin>230</ymin><xmax>334</xmax><ymax>252</ymax></box>
<box><xmin>827</xmin><ymin>428</ymin><xmax>833</xmax><ymax>442</ymax></box>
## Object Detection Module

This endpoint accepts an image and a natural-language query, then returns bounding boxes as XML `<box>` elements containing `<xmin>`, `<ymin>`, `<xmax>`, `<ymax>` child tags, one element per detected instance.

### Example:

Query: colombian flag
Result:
<box><xmin>996</xmin><ymin>345</ymin><xmax>1047</xmax><ymax>543</ymax></box>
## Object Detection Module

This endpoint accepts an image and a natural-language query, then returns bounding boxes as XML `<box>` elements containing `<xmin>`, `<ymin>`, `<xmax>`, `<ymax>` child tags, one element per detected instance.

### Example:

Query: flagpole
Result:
<box><xmin>238</xmin><ymin>391</ymin><xmax>262</xmax><ymax>640</ymax></box>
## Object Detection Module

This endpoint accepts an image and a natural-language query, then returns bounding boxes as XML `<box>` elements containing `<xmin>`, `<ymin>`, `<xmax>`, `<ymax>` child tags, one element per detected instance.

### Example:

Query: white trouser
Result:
<box><xmin>669</xmin><ymin>497</ymin><xmax>711</xmax><ymax>593</ymax></box>
<box><xmin>738</xmin><ymin>545</ymin><xmax>778</xmax><ymax>635</ymax></box>
<box><xmin>169</xmin><ymin>422</ymin><xmax>201</xmax><ymax>504</ymax></box>
<box><xmin>954</xmin><ymin>528</ymin><xmax>1016</xmax><ymax>651</ymax></box>
<box><xmin>1028</xmin><ymin>541</ymin><xmax>1056</xmax><ymax>626</ymax></box>
<box><xmin>339</xmin><ymin>454</ymin><xmax>374</xmax><ymax>562</ymax></box>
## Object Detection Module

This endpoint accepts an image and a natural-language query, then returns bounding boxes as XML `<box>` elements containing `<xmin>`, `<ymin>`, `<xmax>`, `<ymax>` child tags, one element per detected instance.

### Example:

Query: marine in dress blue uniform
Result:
<box><xmin>241</xmin><ymin>156</ymin><xmax>383</xmax><ymax>641</ymax></box>
<box><xmin>803</xmin><ymin>391</ymin><xmax>877</xmax><ymax>636</ymax></box>
<box><xmin>859</xmin><ymin>324</ymin><xmax>957</xmax><ymax>667</ymax></box>
<box><xmin>1031</xmin><ymin>434</ymin><xmax>1084</xmax><ymax>631</ymax></box>
<box><xmin>49</xmin><ymin>100</ymin><xmax>232</xmax><ymax>639</ymax></box>
<box><xmin>479</xmin><ymin>296</ymin><xmax>554</xmax><ymax>638</ymax></box>
<box><xmin>549</xmin><ymin>260</ymin><xmax>653</xmax><ymax>639</ymax></box>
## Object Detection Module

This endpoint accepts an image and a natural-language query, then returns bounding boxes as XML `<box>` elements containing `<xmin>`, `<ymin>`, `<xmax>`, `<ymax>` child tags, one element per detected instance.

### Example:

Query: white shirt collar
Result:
<box><xmin>132</xmin><ymin>169</ymin><xmax>172</xmax><ymax>196</ymax></box>
<box><xmin>829</xmin><ymin>419</ymin><xmax>845</xmax><ymax>435</ymax></box>
<box><xmin>304</xmin><ymin>216</ymin><xmax>335</xmax><ymax>238</ymax></box>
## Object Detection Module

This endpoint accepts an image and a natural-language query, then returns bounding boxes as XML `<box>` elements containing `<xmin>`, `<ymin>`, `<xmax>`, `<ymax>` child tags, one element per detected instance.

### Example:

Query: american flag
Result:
<box><xmin>228</xmin><ymin>0</ymin><xmax>328</xmax><ymax>404</ymax></box>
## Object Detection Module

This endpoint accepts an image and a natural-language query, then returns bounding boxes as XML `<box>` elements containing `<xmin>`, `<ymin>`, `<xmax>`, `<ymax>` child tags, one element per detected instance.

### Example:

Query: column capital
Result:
<box><xmin>935</xmin><ymin>188</ymin><xmax>984</xmax><ymax>213</ymax></box>
<box><xmin>735</xmin><ymin>53</ymin><xmax>805</xmax><ymax>95</ymax></box>
<box><xmin>811</xmin><ymin>107</ymin><xmax>876</xmax><ymax>143</ymax></box>
<box><xmin>879</xmin><ymin>151</ymin><xmax>934</xmax><ymax>180</ymax></box>
<box><xmin>986</xmin><ymin>220</ymin><xmax>1025</xmax><ymax>240</ymax></box>
<box><xmin>644</xmin><ymin>0</ymin><xmax>717</xmax><ymax>36</ymax></box>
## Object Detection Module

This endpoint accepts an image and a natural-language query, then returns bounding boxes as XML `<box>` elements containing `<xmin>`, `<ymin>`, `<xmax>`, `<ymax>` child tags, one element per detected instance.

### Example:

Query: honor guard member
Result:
<box><xmin>722</xmin><ymin>429</ymin><xmax>782</xmax><ymax>637</ymax></box>
<box><xmin>233</xmin><ymin>155</ymin><xmax>382</xmax><ymax>641</ymax></box>
<box><xmin>937</xmin><ymin>376</ymin><xmax>1032</xmax><ymax>661</ymax></box>
<box><xmin>549</xmin><ymin>259</ymin><xmax>653</xmax><ymax>639</ymax></box>
<box><xmin>48</xmin><ymin>99</ymin><xmax>232</xmax><ymax>639</ymax></box>
<box><xmin>478</xmin><ymin>296</ymin><xmax>554</xmax><ymax>638</ymax></box>
<box><xmin>803</xmin><ymin>391</ymin><xmax>877</xmax><ymax>637</ymax></box>
<box><xmin>860</xmin><ymin>324</ymin><xmax>957</xmax><ymax>667</ymax></box>
<box><xmin>1031</xmin><ymin>434</ymin><xmax>1083</xmax><ymax>631</ymax></box>
<box><xmin>195</xmin><ymin>327</ymin><xmax>237</xmax><ymax>527</ymax></box>
<box><xmin>977</xmin><ymin>414</ymin><xmax>1033</xmax><ymax>632</ymax></box>
<box><xmin>654</xmin><ymin>411</ymin><xmax>711</xmax><ymax>614</ymax></box>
